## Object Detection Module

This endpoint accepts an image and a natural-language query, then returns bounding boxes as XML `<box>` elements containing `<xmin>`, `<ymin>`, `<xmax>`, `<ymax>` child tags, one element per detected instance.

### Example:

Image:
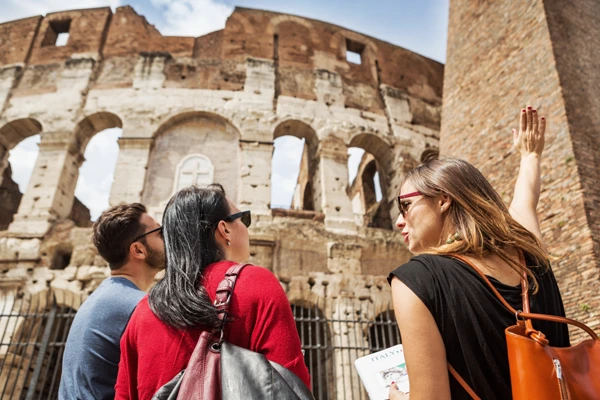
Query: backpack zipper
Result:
<box><xmin>553</xmin><ymin>358</ymin><xmax>569</xmax><ymax>400</ymax></box>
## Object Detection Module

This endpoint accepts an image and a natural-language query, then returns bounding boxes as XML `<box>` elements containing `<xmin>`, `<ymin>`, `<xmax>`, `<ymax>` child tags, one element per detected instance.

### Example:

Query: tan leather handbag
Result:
<box><xmin>448</xmin><ymin>254</ymin><xmax>600</xmax><ymax>400</ymax></box>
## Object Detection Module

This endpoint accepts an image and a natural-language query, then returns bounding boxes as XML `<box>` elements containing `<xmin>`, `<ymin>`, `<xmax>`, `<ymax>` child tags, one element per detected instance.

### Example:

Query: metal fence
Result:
<box><xmin>0</xmin><ymin>292</ymin><xmax>399</xmax><ymax>400</ymax></box>
<box><xmin>293</xmin><ymin>299</ymin><xmax>401</xmax><ymax>400</ymax></box>
<box><xmin>0</xmin><ymin>291</ymin><xmax>78</xmax><ymax>400</ymax></box>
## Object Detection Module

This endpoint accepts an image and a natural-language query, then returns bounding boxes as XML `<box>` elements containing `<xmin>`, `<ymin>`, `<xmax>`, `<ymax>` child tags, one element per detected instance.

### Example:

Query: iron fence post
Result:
<box><xmin>24</xmin><ymin>300</ymin><xmax>57</xmax><ymax>400</ymax></box>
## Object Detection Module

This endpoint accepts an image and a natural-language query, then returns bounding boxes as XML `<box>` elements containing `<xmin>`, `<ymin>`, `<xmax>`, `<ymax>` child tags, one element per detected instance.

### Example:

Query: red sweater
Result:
<box><xmin>115</xmin><ymin>261</ymin><xmax>311</xmax><ymax>399</ymax></box>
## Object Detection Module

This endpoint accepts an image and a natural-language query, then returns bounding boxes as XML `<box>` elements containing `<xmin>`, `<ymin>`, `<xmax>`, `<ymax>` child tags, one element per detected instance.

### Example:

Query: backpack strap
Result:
<box><xmin>212</xmin><ymin>263</ymin><xmax>251</xmax><ymax>340</ymax></box>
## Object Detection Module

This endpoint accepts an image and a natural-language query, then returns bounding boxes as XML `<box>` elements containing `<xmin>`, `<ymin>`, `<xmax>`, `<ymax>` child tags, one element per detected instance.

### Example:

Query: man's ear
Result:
<box><xmin>129</xmin><ymin>241</ymin><xmax>147</xmax><ymax>261</ymax></box>
<box><xmin>439</xmin><ymin>193</ymin><xmax>452</xmax><ymax>213</ymax></box>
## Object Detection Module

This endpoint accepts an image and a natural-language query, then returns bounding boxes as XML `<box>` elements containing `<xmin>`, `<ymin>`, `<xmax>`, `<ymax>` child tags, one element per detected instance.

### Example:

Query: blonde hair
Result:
<box><xmin>402</xmin><ymin>157</ymin><xmax>548</xmax><ymax>291</ymax></box>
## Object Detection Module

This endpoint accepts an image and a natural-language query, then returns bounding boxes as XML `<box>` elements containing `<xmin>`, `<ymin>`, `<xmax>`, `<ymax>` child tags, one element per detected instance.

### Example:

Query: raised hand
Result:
<box><xmin>513</xmin><ymin>105</ymin><xmax>546</xmax><ymax>156</ymax></box>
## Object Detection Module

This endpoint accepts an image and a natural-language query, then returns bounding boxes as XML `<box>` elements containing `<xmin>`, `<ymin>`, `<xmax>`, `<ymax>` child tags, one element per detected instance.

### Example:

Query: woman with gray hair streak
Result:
<box><xmin>115</xmin><ymin>184</ymin><xmax>311</xmax><ymax>399</ymax></box>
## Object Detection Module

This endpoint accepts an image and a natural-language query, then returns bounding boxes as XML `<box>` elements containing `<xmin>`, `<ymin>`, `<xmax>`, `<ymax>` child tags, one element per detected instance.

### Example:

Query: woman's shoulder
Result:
<box><xmin>388</xmin><ymin>254</ymin><xmax>463</xmax><ymax>288</ymax></box>
<box><xmin>392</xmin><ymin>254</ymin><xmax>460</xmax><ymax>275</ymax></box>
<box><xmin>205</xmin><ymin>261</ymin><xmax>281</xmax><ymax>298</ymax></box>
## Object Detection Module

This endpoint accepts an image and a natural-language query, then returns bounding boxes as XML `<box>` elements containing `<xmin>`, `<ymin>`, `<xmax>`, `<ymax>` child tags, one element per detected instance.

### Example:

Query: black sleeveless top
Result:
<box><xmin>388</xmin><ymin>254</ymin><xmax>569</xmax><ymax>400</ymax></box>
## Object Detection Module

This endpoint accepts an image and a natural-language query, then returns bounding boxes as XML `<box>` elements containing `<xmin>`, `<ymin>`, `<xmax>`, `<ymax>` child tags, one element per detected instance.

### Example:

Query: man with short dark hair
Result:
<box><xmin>59</xmin><ymin>203</ymin><xmax>164</xmax><ymax>400</ymax></box>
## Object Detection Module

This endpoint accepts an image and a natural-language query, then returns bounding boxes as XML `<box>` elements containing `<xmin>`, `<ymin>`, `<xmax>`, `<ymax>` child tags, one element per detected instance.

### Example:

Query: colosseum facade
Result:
<box><xmin>0</xmin><ymin>5</ymin><xmax>442</xmax><ymax>398</ymax></box>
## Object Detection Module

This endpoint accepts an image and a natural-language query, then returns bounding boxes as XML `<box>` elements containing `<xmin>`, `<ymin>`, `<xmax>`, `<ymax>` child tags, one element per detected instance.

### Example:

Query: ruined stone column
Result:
<box><xmin>109</xmin><ymin>137</ymin><xmax>153</xmax><ymax>206</ymax></box>
<box><xmin>8</xmin><ymin>132</ymin><xmax>83</xmax><ymax>236</ymax></box>
<box><xmin>239</xmin><ymin>140</ymin><xmax>273</xmax><ymax>218</ymax></box>
<box><xmin>314</xmin><ymin>138</ymin><xmax>357</xmax><ymax>234</ymax></box>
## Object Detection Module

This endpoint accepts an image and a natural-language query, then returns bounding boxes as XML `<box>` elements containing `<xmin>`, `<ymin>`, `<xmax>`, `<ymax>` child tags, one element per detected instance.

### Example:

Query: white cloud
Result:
<box><xmin>74</xmin><ymin>128</ymin><xmax>122</xmax><ymax>220</ymax></box>
<box><xmin>0</xmin><ymin>0</ymin><xmax>120</xmax><ymax>24</ymax></box>
<box><xmin>8</xmin><ymin>135</ymin><xmax>41</xmax><ymax>192</ymax></box>
<box><xmin>149</xmin><ymin>0</ymin><xmax>232</xmax><ymax>37</ymax></box>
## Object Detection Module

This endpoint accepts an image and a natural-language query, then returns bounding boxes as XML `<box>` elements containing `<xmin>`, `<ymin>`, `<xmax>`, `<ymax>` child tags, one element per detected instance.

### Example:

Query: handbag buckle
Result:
<box><xmin>515</xmin><ymin>309</ymin><xmax>523</xmax><ymax>322</ymax></box>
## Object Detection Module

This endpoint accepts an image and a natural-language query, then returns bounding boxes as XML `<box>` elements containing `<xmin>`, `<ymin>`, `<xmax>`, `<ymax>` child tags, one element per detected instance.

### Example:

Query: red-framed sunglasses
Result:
<box><xmin>397</xmin><ymin>191</ymin><xmax>422</xmax><ymax>217</ymax></box>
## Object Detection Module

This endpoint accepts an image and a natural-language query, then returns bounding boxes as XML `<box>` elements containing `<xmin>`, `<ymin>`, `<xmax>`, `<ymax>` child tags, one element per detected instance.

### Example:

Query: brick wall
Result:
<box><xmin>28</xmin><ymin>8</ymin><xmax>111</xmax><ymax>65</ymax></box>
<box><xmin>0</xmin><ymin>16</ymin><xmax>41</xmax><ymax>66</ymax></box>
<box><xmin>0</xmin><ymin>6</ymin><xmax>443</xmax><ymax>115</ymax></box>
<box><xmin>442</xmin><ymin>0</ymin><xmax>600</xmax><ymax>339</ymax></box>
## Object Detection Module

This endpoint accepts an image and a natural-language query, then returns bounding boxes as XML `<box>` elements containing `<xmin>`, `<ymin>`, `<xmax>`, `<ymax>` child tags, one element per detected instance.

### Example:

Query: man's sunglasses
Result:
<box><xmin>396</xmin><ymin>191</ymin><xmax>423</xmax><ymax>217</ymax></box>
<box><xmin>223</xmin><ymin>210</ymin><xmax>251</xmax><ymax>228</ymax></box>
<box><xmin>132</xmin><ymin>226</ymin><xmax>162</xmax><ymax>243</ymax></box>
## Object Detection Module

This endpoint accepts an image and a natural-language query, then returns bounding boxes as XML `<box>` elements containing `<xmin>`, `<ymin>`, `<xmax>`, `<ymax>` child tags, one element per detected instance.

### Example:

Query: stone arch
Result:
<box><xmin>272</xmin><ymin>120</ymin><xmax>319</xmax><ymax>210</ymax></box>
<box><xmin>348</xmin><ymin>133</ymin><xmax>394</xmax><ymax>229</ymax></box>
<box><xmin>72</xmin><ymin>112</ymin><xmax>123</xmax><ymax>155</ymax></box>
<box><xmin>153</xmin><ymin>111</ymin><xmax>242</xmax><ymax>139</ymax></box>
<box><xmin>0</xmin><ymin>118</ymin><xmax>43</xmax><ymax>151</ymax></box>
<box><xmin>144</xmin><ymin>112</ymin><xmax>242</xmax><ymax>218</ymax></box>
<box><xmin>70</xmin><ymin>112</ymin><xmax>123</xmax><ymax>222</ymax></box>
<box><xmin>0</xmin><ymin>118</ymin><xmax>43</xmax><ymax>230</ymax></box>
<box><xmin>273</xmin><ymin>119</ymin><xmax>318</xmax><ymax>145</ymax></box>
<box><xmin>0</xmin><ymin>118</ymin><xmax>43</xmax><ymax>178</ymax></box>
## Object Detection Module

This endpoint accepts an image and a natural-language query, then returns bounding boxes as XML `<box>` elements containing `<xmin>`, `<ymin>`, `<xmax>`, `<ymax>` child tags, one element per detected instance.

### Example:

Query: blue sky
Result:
<box><xmin>3</xmin><ymin>0</ymin><xmax>448</xmax><ymax>219</ymax></box>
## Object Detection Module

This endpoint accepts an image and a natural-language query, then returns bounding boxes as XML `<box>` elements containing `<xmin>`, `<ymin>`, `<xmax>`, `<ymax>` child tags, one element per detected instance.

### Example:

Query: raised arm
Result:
<box><xmin>509</xmin><ymin>106</ymin><xmax>546</xmax><ymax>241</ymax></box>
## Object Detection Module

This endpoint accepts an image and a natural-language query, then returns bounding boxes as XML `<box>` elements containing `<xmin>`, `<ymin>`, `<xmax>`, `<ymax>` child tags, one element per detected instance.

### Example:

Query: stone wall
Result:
<box><xmin>442</xmin><ymin>0</ymin><xmax>600</xmax><ymax>340</ymax></box>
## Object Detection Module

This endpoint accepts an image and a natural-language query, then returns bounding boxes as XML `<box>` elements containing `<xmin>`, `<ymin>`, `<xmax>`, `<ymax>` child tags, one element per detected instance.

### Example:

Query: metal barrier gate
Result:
<box><xmin>1</xmin><ymin>292</ymin><xmax>399</xmax><ymax>400</ymax></box>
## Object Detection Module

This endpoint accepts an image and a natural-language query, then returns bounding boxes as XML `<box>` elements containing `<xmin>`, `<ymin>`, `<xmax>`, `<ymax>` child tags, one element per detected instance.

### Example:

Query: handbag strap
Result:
<box><xmin>450</xmin><ymin>253</ymin><xmax>599</xmax><ymax>340</ymax></box>
<box><xmin>447</xmin><ymin>363</ymin><xmax>481</xmax><ymax>400</ymax></box>
<box><xmin>212</xmin><ymin>262</ymin><xmax>251</xmax><ymax>338</ymax></box>
<box><xmin>445</xmin><ymin>252</ymin><xmax>599</xmax><ymax>400</ymax></box>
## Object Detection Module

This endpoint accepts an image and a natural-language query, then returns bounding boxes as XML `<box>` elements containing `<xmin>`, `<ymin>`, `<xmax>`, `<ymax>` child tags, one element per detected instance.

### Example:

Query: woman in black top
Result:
<box><xmin>388</xmin><ymin>106</ymin><xmax>569</xmax><ymax>400</ymax></box>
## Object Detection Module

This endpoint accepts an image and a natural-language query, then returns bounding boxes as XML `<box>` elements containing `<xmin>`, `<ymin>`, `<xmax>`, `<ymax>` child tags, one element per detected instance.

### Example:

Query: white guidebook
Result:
<box><xmin>354</xmin><ymin>344</ymin><xmax>409</xmax><ymax>400</ymax></box>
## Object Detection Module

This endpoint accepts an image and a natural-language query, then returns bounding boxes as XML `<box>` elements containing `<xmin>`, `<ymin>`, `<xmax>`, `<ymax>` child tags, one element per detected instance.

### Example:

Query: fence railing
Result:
<box><xmin>1</xmin><ymin>292</ymin><xmax>399</xmax><ymax>400</ymax></box>
<box><xmin>0</xmin><ymin>291</ymin><xmax>79</xmax><ymax>400</ymax></box>
<box><xmin>292</xmin><ymin>299</ymin><xmax>400</xmax><ymax>400</ymax></box>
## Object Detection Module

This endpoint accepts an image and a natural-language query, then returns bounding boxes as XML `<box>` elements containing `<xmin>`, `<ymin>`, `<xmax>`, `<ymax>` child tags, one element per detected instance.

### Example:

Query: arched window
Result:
<box><xmin>2</xmin><ymin>135</ymin><xmax>41</xmax><ymax>230</ymax></box>
<box><xmin>348</xmin><ymin>147</ymin><xmax>387</xmax><ymax>229</ymax></box>
<box><xmin>173</xmin><ymin>154</ymin><xmax>214</xmax><ymax>192</ymax></box>
<box><xmin>272</xmin><ymin>120</ymin><xmax>318</xmax><ymax>211</ymax></box>
<box><xmin>74</xmin><ymin>127</ymin><xmax>122</xmax><ymax>222</ymax></box>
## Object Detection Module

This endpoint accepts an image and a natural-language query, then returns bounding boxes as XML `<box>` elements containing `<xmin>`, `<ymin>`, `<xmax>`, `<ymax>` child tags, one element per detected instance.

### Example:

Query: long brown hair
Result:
<box><xmin>402</xmin><ymin>157</ymin><xmax>548</xmax><ymax>291</ymax></box>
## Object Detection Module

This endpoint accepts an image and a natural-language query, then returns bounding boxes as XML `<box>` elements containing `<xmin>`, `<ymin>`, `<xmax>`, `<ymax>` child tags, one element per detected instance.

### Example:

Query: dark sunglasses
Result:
<box><xmin>132</xmin><ymin>226</ymin><xmax>163</xmax><ymax>243</ymax></box>
<box><xmin>223</xmin><ymin>210</ymin><xmax>251</xmax><ymax>228</ymax></box>
<box><xmin>396</xmin><ymin>191</ymin><xmax>423</xmax><ymax>217</ymax></box>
